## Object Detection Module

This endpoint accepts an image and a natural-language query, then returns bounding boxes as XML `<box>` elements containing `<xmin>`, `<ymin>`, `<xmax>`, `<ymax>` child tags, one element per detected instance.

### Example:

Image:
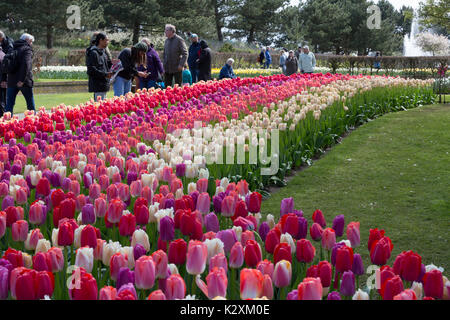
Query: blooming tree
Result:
<box><xmin>415</xmin><ymin>32</ymin><xmax>450</xmax><ymax>56</ymax></box>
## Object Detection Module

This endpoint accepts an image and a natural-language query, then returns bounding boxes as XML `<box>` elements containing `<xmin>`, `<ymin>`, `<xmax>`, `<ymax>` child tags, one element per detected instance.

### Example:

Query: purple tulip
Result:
<box><xmin>24</xmin><ymin>132</ymin><xmax>31</xmax><ymax>143</ymax></box>
<box><xmin>296</xmin><ymin>217</ymin><xmax>308</xmax><ymax>240</ymax></box>
<box><xmin>205</xmin><ymin>213</ymin><xmax>219</xmax><ymax>233</ymax></box>
<box><xmin>280</xmin><ymin>197</ymin><xmax>294</xmax><ymax>217</ymax></box>
<box><xmin>10</xmin><ymin>164</ymin><xmax>21</xmax><ymax>175</ymax></box>
<box><xmin>213</xmin><ymin>195</ymin><xmax>223</xmax><ymax>214</ymax></box>
<box><xmin>117</xmin><ymin>282</ymin><xmax>137</xmax><ymax>299</ymax></box>
<box><xmin>417</xmin><ymin>263</ymin><xmax>426</xmax><ymax>283</ymax></box>
<box><xmin>51</xmin><ymin>172</ymin><xmax>61</xmax><ymax>188</ymax></box>
<box><xmin>83</xmin><ymin>172</ymin><xmax>93</xmax><ymax>189</ymax></box>
<box><xmin>332</xmin><ymin>214</ymin><xmax>345</xmax><ymax>237</ymax></box>
<box><xmin>327</xmin><ymin>291</ymin><xmax>341</xmax><ymax>300</ymax></box>
<box><xmin>216</xmin><ymin>229</ymin><xmax>238</xmax><ymax>254</ymax></box>
<box><xmin>352</xmin><ymin>253</ymin><xmax>364</xmax><ymax>276</ymax></box>
<box><xmin>293</xmin><ymin>209</ymin><xmax>303</xmax><ymax>217</ymax></box>
<box><xmin>117</xmin><ymin>267</ymin><xmax>135</xmax><ymax>290</ymax></box>
<box><xmin>2</xmin><ymin>195</ymin><xmax>14</xmax><ymax>211</ymax></box>
<box><xmin>0</xmin><ymin>266</ymin><xmax>9</xmax><ymax>300</ymax></box>
<box><xmin>133</xmin><ymin>244</ymin><xmax>147</xmax><ymax>261</ymax></box>
<box><xmin>127</xmin><ymin>172</ymin><xmax>138</xmax><ymax>186</ymax></box>
<box><xmin>160</xmin><ymin>216</ymin><xmax>175</xmax><ymax>242</ymax></box>
<box><xmin>1</xmin><ymin>171</ymin><xmax>10</xmax><ymax>183</ymax></box>
<box><xmin>258</xmin><ymin>222</ymin><xmax>270</xmax><ymax>242</ymax></box>
<box><xmin>287</xmin><ymin>289</ymin><xmax>298</xmax><ymax>300</ymax></box>
<box><xmin>175</xmin><ymin>164</ymin><xmax>186</xmax><ymax>177</ymax></box>
<box><xmin>163</xmin><ymin>198</ymin><xmax>174</xmax><ymax>210</ymax></box>
<box><xmin>340</xmin><ymin>271</ymin><xmax>355</xmax><ymax>297</ymax></box>
<box><xmin>62</xmin><ymin>177</ymin><xmax>71</xmax><ymax>192</ymax></box>
<box><xmin>190</xmin><ymin>191</ymin><xmax>199</xmax><ymax>208</ymax></box>
<box><xmin>81</xmin><ymin>204</ymin><xmax>96</xmax><ymax>225</ymax></box>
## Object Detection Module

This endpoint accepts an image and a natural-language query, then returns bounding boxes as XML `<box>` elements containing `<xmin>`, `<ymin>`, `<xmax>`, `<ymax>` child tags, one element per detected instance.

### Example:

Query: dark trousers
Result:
<box><xmin>0</xmin><ymin>87</ymin><xmax>6</xmax><ymax>116</ymax></box>
<box><xmin>189</xmin><ymin>67</ymin><xmax>199</xmax><ymax>83</ymax></box>
<box><xmin>164</xmin><ymin>72</ymin><xmax>182</xmax><ymax>88</ymax></box>
<box><xmin>6</xmin><ymin>87</ymin><xmax>36</xmax><ymax>114</ymax></box>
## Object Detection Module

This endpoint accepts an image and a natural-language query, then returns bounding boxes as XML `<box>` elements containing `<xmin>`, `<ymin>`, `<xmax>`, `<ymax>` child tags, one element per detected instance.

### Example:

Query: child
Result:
<box><xmin>182</xmin><ymin>64</ymin><xmax>192</xmax><ymax>86</ymax></box>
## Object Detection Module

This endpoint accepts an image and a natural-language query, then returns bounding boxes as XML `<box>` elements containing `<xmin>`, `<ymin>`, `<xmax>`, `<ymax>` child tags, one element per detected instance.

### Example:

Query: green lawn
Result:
<box><xmin>13</xmin><ymin>92</ymin><xmax>94</xmax><ymax>114</ymax></box>
<box><xmin>262</xmin><ymin>103</ymin><xmax>450</xmax><ymax>275</ymax></box>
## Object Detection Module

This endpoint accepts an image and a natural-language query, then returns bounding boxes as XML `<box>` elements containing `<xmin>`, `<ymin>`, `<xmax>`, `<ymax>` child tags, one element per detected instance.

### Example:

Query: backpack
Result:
<box><xmin>1</xmin><ymin>49</ymin><xmax>19</xmax><ymax>74</ymax></box>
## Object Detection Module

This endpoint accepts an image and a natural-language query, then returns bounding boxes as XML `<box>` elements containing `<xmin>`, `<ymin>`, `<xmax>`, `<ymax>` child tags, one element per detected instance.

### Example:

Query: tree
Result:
<box><xmin>419</xmin><ymin>0</ymin><xmax>450</xmax><ymax>35</ymax></box>
<box><xmin>210</xmin><ymin>0</ymin><xmax>234</xmax><ymax>42</ymax></box>
<box><xmin>273</xmin><ymin>4</ymin><xmax>306</xmax><ymax>48</ymax></box>
<box><xmin>226</xmin><ymin>0</ymin><xmax>289</xmax><ymax>45</ymax></box>
<box><xmin>0</xmin><ymin>0</ymin><xmax>74</xmax><ymax>49</ymax></box>
<box><xmin>100</xmin><ymin>0</ymin><xmax>160</xmax><ymax>44</ymax></box>
<box><xmin>415</xmin><ymin>32</ymin><xmax>450</xmax><ymax>55</ymax></box>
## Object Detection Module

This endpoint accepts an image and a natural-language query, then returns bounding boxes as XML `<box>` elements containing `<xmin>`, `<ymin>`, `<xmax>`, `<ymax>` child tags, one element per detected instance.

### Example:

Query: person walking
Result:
<box><xmin>86</xmin><ymin>33</ymin><xmax>112</xmax><ymax>101</ymax></box>
<box><xmin>258</xmin><ymin>48</ymin><xmax>265</xmax><ymax>68</ymax></box>
<box><xmin>163</xmin><ymin>24</ymin><xmax>188</xmax><ymax>87</ymax></box>
<box><xmin>188</xmin><ymin>34</ymin><xmax>201</xmax><ymax>83</ymax></box>
<box><xmin>5</xmin><ymin>33</ymin><xmax>35</xmax><ymax>114</ymax></box>
<box><xmin>219</xmin><ymin>58</ymin><xmax>237</xmax><ymax>80</ymax></box>
<box><xmin>264</xmin><ymin>47</ymin><xmax>272</xmax><ymax>69</ymax></box>
<box><xmin>299</xmin><ymin>45</ymin><xmax>316</xmax><ymax>74</ymax></box>
<box><xmin>0</xmin><ymin>30</ymin><xmax>13</xmax><ymax>116</ymax></box>
<box><xmin>139</xmin><ymin>38</ymin><xmax>164</xmax><ymax>90</ymax></box>
<box><xmin>279</xmin><ymin>49</ymin><xmax>288</xmax><ymax>75</ymax></box>
<box><xmin>114</xmin><ymin>43</ymin><xmax>148</xmax><ymax>97</ymax></box>
<box><xmin>197</xmin><ymin>40</ymin><xmax>212</xmax><ymax>82</ymax></box>
<box><xmin>285</xmin><ymin>50</ymin><xmax>298</xmax><ymax>76</ymax></box>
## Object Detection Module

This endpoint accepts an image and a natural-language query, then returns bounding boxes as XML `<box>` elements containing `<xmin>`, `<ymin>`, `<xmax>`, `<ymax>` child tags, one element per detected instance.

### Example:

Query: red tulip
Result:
<box><xmin>69</xmin><ymin>267</ymin><xmax>98</xmax><ymax>300</ymax></box>
<box><xmin>381</xmin><ymin>275</ymin><xmax>404</xmax><ymax>300</ymax></box>
<box><xmin>368</xmin><ymin>228</ymin><xmax>385</xmax><ymax>251</ymax></box>
<box><xmin>58</xmin><ymin>221</ymin><xmax>75</xmax><ymax>247</ymax></box>
<box><xmin>393</xmin><ymin>250</ymin><xmax>422</xmax><ymax>282</ymax></box>
<box><xmin>36</xmin><ymin>178</ymin><xmax>51</xmax><ymax>197</ymax></box>
<box><xmin>370</xmin><ymin>236</ymin><xmax>393</xmax><ymax>266</ymax></box>
<box><xmin>168</xmin><ymin>239</ymin><xmax>187</xmax><ymax>265</ymax></box>
<box><xmin>244</xmin><ymin>240</ymin><xmax>262</xmax><ymax>268</ymax></box>
<box><xmin>423</xmin><ymin>269</ymin><xmax>444</xmax><ymax>299</ymax></box>
<box><xmin>296</xmin><ymin>239</ymin><xmax>315</xmax><ymax>263</ymax></box>
<box><xmin>273</xmin><ymin>242</ymin><xmax>292</xmax><ymax>264</ymax></box>
<box><xmin>280</xmin><ymin>213</ymin><xmax>298</xmax><ymax>238</ymax></box>
<box><xmin>109</xmin><ymin>253</ymin><xmax>128</xmax><ymax>281</ymax></box>
<box><xmin>264</xmin><ymin>228</ymin><xmax>281</xmax><ymax>254</ymax></box>
<box><xmin>10</xmin><ymin>267</ymin><xmax>37</xmax><ymax>300</ymax></box>
<box><xmin>312</xmin><ymin>209</ymin><xmax>326</xmax><ymax>228</ymax></box>
<box><xmin>80</xmin><ymin>225</ymin><xmax>98</xmax><ymax>249</ymax></box>
<box><xmin>393</xmin><ymin>289</ymin><xmax>417</xmax><ymax>300</ymax></box>
<box><xmin>119</xmin><ymin>213</ymin><xmax>136</xmax><ymax>237</ymax></box>
<box><xmin>247</xmin><ymin>192</ymin><xmax>262</xmax><ymax>214</ymax></box>
<box><xmin>147</xmin><ymin>289</ymin><xmax>166</xmax><ymax>300</ymax></box>
<box><xmin>107</xmin><ymin>199</ymin><xmax>124</xmax><ymax>224</ymax></box>
<box><xmin>335</xmin><ymin>245</ymin><xmax>354</xmax><ymax>273</ymax></box>
<box><xmin>134</xmin><ymin>204</ymin><xmax>149</xmax><ymax>225</ymax></box>
<box><xmin>318</xmin><ymin>261</ymin><xmax>332</xmax><ymax>288</ymax></box>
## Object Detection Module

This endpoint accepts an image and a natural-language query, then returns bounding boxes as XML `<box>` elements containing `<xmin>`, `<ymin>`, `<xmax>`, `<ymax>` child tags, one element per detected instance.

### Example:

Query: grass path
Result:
<box><xmin>262</xmin><ymin>103</ymin><xmax>450</xmax><ymax>273</ymax></box>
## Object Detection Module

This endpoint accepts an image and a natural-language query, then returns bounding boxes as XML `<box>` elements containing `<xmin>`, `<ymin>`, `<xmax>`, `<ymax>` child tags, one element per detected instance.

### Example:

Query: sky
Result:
<box><xmin>289</xmin><ymin>0</ymin><xmax>421</xmax><ymax>10</ymax></box>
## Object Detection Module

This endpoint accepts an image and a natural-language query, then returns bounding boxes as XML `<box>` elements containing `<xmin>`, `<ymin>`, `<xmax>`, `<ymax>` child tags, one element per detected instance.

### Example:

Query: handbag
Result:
<box><xmin>110</xmin><ymin>60</ymin><xmax>123</xmax><ymax>85</ymax></box>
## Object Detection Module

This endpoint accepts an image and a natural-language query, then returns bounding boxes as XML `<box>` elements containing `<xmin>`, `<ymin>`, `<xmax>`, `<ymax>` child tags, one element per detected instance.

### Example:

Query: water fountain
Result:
<box><xmin>403</xmin><ymin>14</ymin><xmax>432</xmax><ymax>56</ymax></box>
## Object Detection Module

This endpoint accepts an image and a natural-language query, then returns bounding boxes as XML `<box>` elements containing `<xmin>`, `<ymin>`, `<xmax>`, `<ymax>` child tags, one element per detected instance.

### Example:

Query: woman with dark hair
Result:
<box><xmin>86</xmin><ymin>32</ymin><xmax>112</xmax><ymax>101</ymax></box>
<box><xmin>113</xmin><ymin>42</ymin><xmax>148</xmax><ymax>97</ymax></box>
<box><xmin>197</xmin><ymin>40</ymin><xmax>212</xmax><ymax>82</ymax></box>
<box><xmin>138</xmin><ymin>38</ymin><xmax>164</xmax><ymax>90</ymax></box>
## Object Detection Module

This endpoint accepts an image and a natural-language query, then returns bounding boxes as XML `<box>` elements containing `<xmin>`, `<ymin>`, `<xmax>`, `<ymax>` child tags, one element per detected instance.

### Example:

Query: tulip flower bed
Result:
<box><xmin>0</xmin><ymin>72</ymin><xmax>446</xmax><ymax>300</ymax></box>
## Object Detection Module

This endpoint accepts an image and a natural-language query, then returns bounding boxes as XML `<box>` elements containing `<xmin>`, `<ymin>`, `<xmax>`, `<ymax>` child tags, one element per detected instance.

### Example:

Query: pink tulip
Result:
<box><xmin>135</xmin><ymin>256</ymin><xmax>156</xmax><ymax>290</ymax></box>
<box><xmin>99</xmin><ymin>286</ymin><xmax>117</xmax><ymax>300</ymax></box>
<box><xmin>240</xmin><ymin>268</ymin><xmax>264</xmax><ymax>300</ymax></box>
<box><xmin>273</xmin><ymin>260</ymin><xmax>292</xmax><ymax>288</ymax></box>
<box><xmin>12</xmin><ymin>220</ymin><xmax>28</xmax><ymax>242</ymax></box>
<box><xmin>262</xmin><ymin>274</ymin><xmax>273</xmax><ymax>299</ymax></box>
<box><xmin>196</xmin><ymin>192</ymin><xmax>211</xmax><ymax>215</ymax></box>
<box><xmin>165</xmin><ymin>274</ymin><xmax>186</xmax><ymax>300</ymax></box>
<box><xmin>152</xmin><ymin>250</ymin><xmax>168</xmax><ymax>279</ymax></box>
<box><xmin>229</xmin><ymin>242</ymin><xmax>244</xmax><ymax>269</ymax></box>
<box><xmin>186</xmin><ymin>240</ymin><xmax>208</xmax><ymax>275</ymax></box>
<box><xmin>298</xmin><ymin>277</ymin><xmax>323</xmax><ymax>300</ymax></box>
<box><xmin>209</xmin><ymin>253</ymin><xmax>228</xmax><ymax>273</ymax></box>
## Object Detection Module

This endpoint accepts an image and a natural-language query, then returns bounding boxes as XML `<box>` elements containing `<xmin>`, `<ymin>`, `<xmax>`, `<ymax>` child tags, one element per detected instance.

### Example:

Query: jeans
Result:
<box><xmin>189</xmin><ymin>68</ymin><xmax>199</xmax><ymax>83</ymax></box>
<box><xmin>113</xmin><ymin>76</ymin><xmax>132</xmax><ymax>97</ymax></box>
<box><xmin>139</xmin><ymin>79</ymin><xmax>157</xmax><ymax>90</ymax></box>
<box><xmin>264</xmin><ymin>62</ymin><xmax>271</xmax><ymax>69</ymax></box>
<box><xmin>94</xmin><ymin>92</ymin><xmax>107</xmax><ymax>101</ymax></box>
<box><xmin>164</xmin><ymin>72</ymin><xmax>182</xmax><ymax>88</ymax></box>
<box><xmin>6</xmin><ymin>87</ymin><xmax>35</xmax><ymax>114</ymax></box>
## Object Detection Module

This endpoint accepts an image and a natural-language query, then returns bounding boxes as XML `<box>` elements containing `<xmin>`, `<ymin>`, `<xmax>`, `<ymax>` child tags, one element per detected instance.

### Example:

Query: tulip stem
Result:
<box><xmin>191</xmin><ymin>274</ymin><xmax>197</xmax><ymax>297</ymax></box>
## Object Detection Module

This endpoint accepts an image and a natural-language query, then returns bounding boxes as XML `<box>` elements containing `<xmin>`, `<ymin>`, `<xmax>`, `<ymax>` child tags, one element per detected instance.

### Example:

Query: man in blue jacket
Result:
<box><xmin>264</xmin><ymin>47</ymin><xmax>272</xmax><ymax>69</ymax></box>
<box><xmin>188</xmin><ymin>34</ymin><xmax>201</xmax><ymax>83</ymax></box>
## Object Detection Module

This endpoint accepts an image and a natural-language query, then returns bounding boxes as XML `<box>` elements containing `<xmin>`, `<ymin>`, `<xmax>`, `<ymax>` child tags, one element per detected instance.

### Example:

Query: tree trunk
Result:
<box><xmin>248</xmin><ymin>26</ymin><xmax>255</xmax><ymax>44</ymax></box>
<box><xmin>46</xmin><ymin>24</ymin><xmax>53</xmax><ymax>49</ymax></box>
<box><xmin>213</xmin><ymin>0</ymin><xmax>224</xmax><ymax>42</ymax></box>
<box><xmin>132</xmin><ymin>21</ymin><xmax>140</xmax><ymax>44</ymax></box>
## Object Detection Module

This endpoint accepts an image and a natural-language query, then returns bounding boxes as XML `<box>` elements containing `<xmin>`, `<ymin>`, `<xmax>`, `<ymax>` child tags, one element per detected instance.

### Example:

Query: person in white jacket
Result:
<box><xmin>299</xmin><ymin>45</ymin><xmax>316</xmax><ymax>74</ymax></box>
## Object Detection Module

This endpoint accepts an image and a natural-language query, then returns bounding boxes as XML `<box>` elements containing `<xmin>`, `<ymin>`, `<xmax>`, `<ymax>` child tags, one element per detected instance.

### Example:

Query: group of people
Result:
<box><xmin>0</xmin><ymin>31</ymin><xmax>36</xmax><ymax>116</ymax></box>
<box><xmin>278</xmin><ymin>45</ymin><xmax>317</xmax><ymax>76</ymax></box>
<box><xmin>0</xmin><ymin>25</ymin><xmax>317</xmax><ymax>115</ymax></box>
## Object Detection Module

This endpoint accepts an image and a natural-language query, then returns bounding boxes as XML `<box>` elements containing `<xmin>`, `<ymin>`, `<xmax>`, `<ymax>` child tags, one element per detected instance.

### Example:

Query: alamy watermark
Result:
<box><xmin>367</xmin><ymin>5</ymin><xmax>381</xmax><ymax>30</ymax></box>
<box><xmin>66</xmin><ymin>5</ymin><xmax>81</xmax><ymax>30</ymax></box>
